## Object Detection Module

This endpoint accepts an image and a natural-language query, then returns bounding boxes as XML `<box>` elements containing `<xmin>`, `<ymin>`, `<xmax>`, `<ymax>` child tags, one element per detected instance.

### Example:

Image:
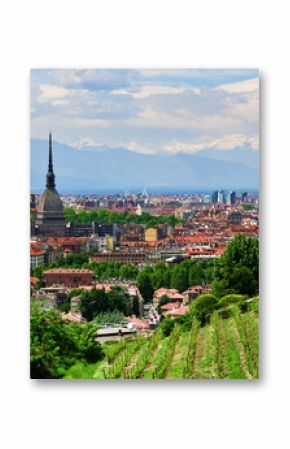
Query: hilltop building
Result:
<box><xmin>32</xmin><ymin>132</ymin><xmax>66</xmax><ymax>237</ymax></box>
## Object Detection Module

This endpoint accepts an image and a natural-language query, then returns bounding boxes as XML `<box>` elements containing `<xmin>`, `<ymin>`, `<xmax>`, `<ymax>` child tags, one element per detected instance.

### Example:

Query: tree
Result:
<box><xmin>107</xmin><ymin>286</ymin><xmax>131</xmax><ymax>316</ymax></box>
<box><xmin>191</xmin><ymin>294</ymin><xmax>218</xmax><ymax>325</ymax></box>
<box><xmin>213</xmin><ymin>234</ymin><xmax>259</xmax><ymax>297</ymax></box>
<box><xmin>79</xmin><ymin>286</ymin><xmax>134</xmax><ymax>321</ymax></box>
<box><xmin>64</xmin><ymin>207</ymin><xmax>77</xmax><ymax>222</ymax></box>
<box><xmin>64</xmin><ymin>207</ymin><xmax>184</xmax><ymax>227</ymax></box>
<box><xmin>160</xmin><ymin>318</ymin><xmax>175</xmax><ymax>336</ymax></box>
<box><xmin>31</xmin><ymin>264</ymin><xmax>45</xmax><ymax>279</ymax></box>
<box><xmin>136</xmin><ymin>270</ymin><xmax>154</xmax><ymax>302</ymax></box>
<box><xmin>170</xmin><ymin>265</ymin><xmax>189</xmax><ymax>292</ymax></box>
<box><xmin>30</xmin><ymin>302</ymin><xmax>103</xmax><ymax>378</ymax></box>
<box><xmin>51</xmin><ymin>253</ymin><xmax>89</xmax><ymax>268</ymax></box>
<box><xmin>188</xmin><ymin>263</ymin><xmax>204</xmax><ymax>286</ymax></box>
<box><xmin>79</xmin><ymin>288</ymin><xmax>107</xmax><ymax>321</ymax></box>
<box><xmin>119</xmin><ymin>264</ymin><xmax>138</xmax><ymax>280</ymax></box>
<box><xmin>150</xmin><ymin>270</ymin><xmax>163</xmax><ymax>290</ymax></box>
<box><xmin>67</xmin><ymin>288</ymin><xmax>84</xmax><ymax>300</ymax></box>
<box><xmin>161</xmin><ymin>269</ymin><xmax>171</xmax><ymax>288</ymax></box>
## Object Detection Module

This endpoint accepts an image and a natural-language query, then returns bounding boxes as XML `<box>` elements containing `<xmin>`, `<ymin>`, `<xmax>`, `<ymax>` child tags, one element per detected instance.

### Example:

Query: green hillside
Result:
<box><xmin>65</xmin><ymin>299</ymin><xmax>259</xmax><ymax>380</ymax></box>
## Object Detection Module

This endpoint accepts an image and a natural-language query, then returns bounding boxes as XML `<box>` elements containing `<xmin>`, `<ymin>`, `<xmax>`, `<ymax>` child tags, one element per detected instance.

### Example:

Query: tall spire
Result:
<box><xmin>46</xmin><ymin>131</ymin><xmax>56</xmax><ymax>189</ymax></box>
<box><xmin>49</xmin><ymin>131</ymin><xmax>53</xmax><ymax>171</ymax></box>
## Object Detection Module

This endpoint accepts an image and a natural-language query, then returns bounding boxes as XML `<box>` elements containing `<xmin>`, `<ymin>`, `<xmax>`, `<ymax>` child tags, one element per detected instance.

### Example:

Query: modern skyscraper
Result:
<box><xmin>241</xmin><ymin>192</ymin><xmax>248</xmax><ymax>203</ymax></box>
<box><xmin>212</xmin><ymin>189</ymin><xmax>236</xmax><ymax>204</ymax></box>
<box><xmin>223</xmin><ymin>191</ymin><xmax>231</xmax><ymax>203</ymax></box>
<box><xmin>230</xmin><ymin>191</ymin><xmax>236</xmax><ymax>204</ymax></box>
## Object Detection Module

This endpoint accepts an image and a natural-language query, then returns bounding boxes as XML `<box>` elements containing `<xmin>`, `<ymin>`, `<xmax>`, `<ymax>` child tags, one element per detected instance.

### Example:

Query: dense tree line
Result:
<box><xmin>88</xmin><ymin>261</ymin><xmax>138</xmax><ymax>280</ymax></box>
<box><xmin>30</xmin><ymin>302</ymin><xmax>103</xmax><ymax>379</ymax></box>
<box><xmin>50</xmin><ymin>253</ymin><xmax>90</xmax><ymax>268</ymax></box>
<box><xmin>136</xmin><ymin>260</ymin><xmax>214</xmax><ymax>301</ymax></box>
<box><xmin>79</xmin><ymin>286</ymin><xmax>139</xmax><ymax>321</ymax></box>
<box><xmin>64</xmin><ymin>207</ymin><xmax>183</xmax><ymax>228</ymax></box>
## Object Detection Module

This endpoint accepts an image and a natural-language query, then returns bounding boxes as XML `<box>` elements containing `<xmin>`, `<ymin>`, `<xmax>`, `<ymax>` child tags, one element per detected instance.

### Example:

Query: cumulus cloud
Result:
<box><xmin>111</xmin><ymin>85</ymin><xmax>201</xmax><ymax>98</ymax></box>
<box><xmin>31</xmin><ymin>69</ymin><xmax>259</xmax><ymax>159</ymax></box>
<box><xmin>52</xmin><ymin>69</ymin><xmax>142</xmax><ymax>93</ymax></box>
<box><xmin>37</xmin><ymin>84</ymin><xmax>71</xmax><ymax>106</ymax></box>
<box><xmin>217</xmin><ymin>77</ymin><xmax>259</xmax><ymax>93</ymax></box>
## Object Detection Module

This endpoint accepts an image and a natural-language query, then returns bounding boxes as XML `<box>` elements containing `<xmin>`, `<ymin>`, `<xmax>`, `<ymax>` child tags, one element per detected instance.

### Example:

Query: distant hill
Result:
<box><xmin>30</xmin><ymin>139</ymin><xmax>259</xmax><ymax>193</ymax></box>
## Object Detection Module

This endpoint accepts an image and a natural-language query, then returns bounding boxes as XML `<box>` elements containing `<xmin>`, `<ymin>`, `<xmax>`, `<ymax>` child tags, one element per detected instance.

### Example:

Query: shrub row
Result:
<box><xmin>152</xmin><ymin>325</ymin><xmax>182</xmax><ymax>379</ymax></box>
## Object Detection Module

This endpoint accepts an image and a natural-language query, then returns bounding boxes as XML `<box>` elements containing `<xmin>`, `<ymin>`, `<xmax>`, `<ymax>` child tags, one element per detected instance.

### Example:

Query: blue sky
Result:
<box><xmin>31</xmin><ymin>68</ymin><xmax>259</xmax><ymax>155</ymax></box>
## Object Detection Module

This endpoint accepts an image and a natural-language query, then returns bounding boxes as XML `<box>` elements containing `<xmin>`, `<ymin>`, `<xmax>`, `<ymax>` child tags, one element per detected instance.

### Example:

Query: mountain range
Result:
<box><xmin>30</xmin><ymin>139</ymin><xmax>259</xmax><ymax>193</ymax></box>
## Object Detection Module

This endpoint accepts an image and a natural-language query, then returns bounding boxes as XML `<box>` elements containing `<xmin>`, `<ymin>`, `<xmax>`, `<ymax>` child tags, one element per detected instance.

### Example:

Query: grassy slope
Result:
<box><xmin>65</xmin><ymin>309</ymin><xmax>259</xmax><ymax>380</ymax></box>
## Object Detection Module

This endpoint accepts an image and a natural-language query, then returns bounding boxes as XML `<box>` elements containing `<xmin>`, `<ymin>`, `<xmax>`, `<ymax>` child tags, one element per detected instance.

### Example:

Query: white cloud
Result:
<box><xmin>217</xmin><ymin>77</ymin><xmax>259</xmax><ymax>93</ymax></box>
<box><xmin>111</xmin><ymin>85</ymin><xmax>200</xmax><ymax>98</ymax></box>
<box><xmin>53</xmin><ymin>70</ymin><xmax>83</xmax><ymax>86</ymax></box>
<box><xmin>31</xmin><ymin>69</ymin><xmax>259</xmax><ymax>163</ymax></box>
<box><xmin>37</xmin><ymin>84</ymin><xmax>70</xmax><ymax>105</ymax></box>
<box><xmin>126</xmin><ymin>106</ymin><xmax>243</xmax><ymax>131</ymax></box>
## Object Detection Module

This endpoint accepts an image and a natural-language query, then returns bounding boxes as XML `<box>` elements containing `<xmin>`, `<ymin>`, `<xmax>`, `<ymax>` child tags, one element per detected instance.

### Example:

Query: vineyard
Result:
<box><xmin>65</xmin><ymin>302</ymin><xmax>259</xmax><ymax>380</ymax></box>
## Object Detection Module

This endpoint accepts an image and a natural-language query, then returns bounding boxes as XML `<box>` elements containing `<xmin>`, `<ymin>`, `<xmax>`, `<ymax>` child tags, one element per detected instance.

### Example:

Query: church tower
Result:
<box><xmin>35</xmin><ymin>132</ymin><xmax>66</xmax><ymax>236</ymax></box>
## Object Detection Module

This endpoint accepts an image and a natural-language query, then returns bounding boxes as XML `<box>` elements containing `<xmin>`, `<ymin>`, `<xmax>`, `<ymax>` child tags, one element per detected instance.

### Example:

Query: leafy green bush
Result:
<box><xmin>94</xmin><ymin>310</ymin><xmax>125</xmax><ymax>325</ymax></box>
<box><xmin>247</xmin><ymin>296</ymin><xmax>259</xmax><ymax>314</ymax></box>
<box><xmin>217</xmin><ymin>294</ymin><xmax>247</xmax><ymax>309</ymax></box>
<box><xmin>191</xmin><ymin>294</ymin><xmax>218</xmax><ymax>325</ymax></box>
<box><xmin>30</xmin><ymin>302</ymin><xmax>103</xmax><ymax>378</ymax></box>
<box><xmin>213</xmin><ymin>234</ymin><xmax>259</xmax><ymax>297</ymax></box>
<box><xmin>160</xmin><ymin>318</ymin><xmax>175</xmax><ymax>337</ymax></box>
<box><xmin>216</xmin><ymin>308</ymin><xmax>231</xmax><ymax>320</ymax></box>
<box><xmin>57</xmin><ymin>299</ymin><xmax>71</xmax><ymax>313</ymax></box>
<box><xmin>175</xmin><ymin>312</ymin><xmax>192</xmax><ymax>331</ymax></box>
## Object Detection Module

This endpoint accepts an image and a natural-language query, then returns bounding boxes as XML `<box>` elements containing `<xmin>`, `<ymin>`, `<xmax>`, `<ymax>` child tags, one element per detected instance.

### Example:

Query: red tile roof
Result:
<box><xmin>44</xmin><ymin>269</ymin><xmax>92</xmax><ymax>274</ymax></box>
<box><xmin>128</xmin><ymin>317</ymin><xmax>150</xmax><ymax>330</ymax></box>
<box><xmin>30</xmin><ymin>249</ymin><xmax>46</xmax><ymax>256</ymax></box>
<box><xmin>30</xmin><ymin>277</ymin><xmax>39</xmax><ymax>286</ymax></box>
<box><xmin>164</xmin><ymin>306</ymin><xmax>189</xmax><ymax>317</ymax></box>
<box><xmin>161</xmin><ymin>301</ymin><xmax>182</xmax><ymax>311</ymax></box>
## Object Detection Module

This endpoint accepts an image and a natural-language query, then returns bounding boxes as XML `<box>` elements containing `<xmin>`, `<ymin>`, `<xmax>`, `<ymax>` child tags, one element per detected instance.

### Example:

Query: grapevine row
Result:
<box><xmin>103</xmin><ymin>336</ymin><xmax>145</xmax><ymax>379</ymax></box>
<box><xmin>105</xmin><ymin>338</ymin><xmax>130</xmax><ymax>364</ymax></box>
<box><xmin>152</xmin><ymin>325</ymin><xmax>181</xmax><ymax>379</ymax></box>
<box><xmin>183</xmin><ymin>318</ymin><xmax>200</xmax><ymax>378</ymax></box>
<box><xmin>124</xmin><ymin>329</ymin><xmax>163</xmax><ymax>379</ymax></box>
<box><xmin>232</xmin><ymin>307</ymin><xmax>258</xmax><ymax>378</ymax></box>
<box><xmin>238</xmin><ymin>310</ymin><xmax>259</xmax><ymax>377</ymax></box>
<box><xmin>211</xmin><ymin>312</ymin><xmax>227</xmax><ymax>378</ymax></box>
